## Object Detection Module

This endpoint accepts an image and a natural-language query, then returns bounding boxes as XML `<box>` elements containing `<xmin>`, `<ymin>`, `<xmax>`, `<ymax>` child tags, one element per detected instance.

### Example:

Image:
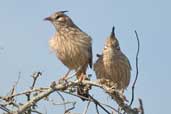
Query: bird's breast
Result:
<box><xmin>49</xmin><ymin>33</ymin><xmax>91</xmax><ymax>70</ymax></box>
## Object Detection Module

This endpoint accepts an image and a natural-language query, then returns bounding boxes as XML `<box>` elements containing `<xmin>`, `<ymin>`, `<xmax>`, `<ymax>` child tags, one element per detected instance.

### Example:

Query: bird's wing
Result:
<box><xmin>119</xmin><ymin>52</ymin><xmax>132</xmax><ymax>70</ymax></box>
<box><xmin>73</xmin><ymin>28</ymin><xmax>93</xmax><ymax>69</ymax></box>
<box><xmin>110</xmin><ymin>54</ymin><xmax>131</xmax><ymax>89</ymax></box>
<box><xmin>94</xmin><ymin>55</ymin><xmax>105</xmax><ymax>79</ymax></box>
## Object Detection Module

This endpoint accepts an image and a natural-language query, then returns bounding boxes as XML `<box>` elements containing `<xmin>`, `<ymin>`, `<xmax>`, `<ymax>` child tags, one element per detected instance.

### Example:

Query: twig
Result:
<box><xmin>80</xmin><ymin>80</ymin><xmax>138</xmax><ymax>114</ymax></box>
<box><xmin>88</xmin><ymin>95</ymin><xmax>111</xmax><ymax>114</ymax></box>
<box><xmin>139</xmin><ymin>98</ymin><xmax>144</xmax><ymax>114</ymax></box>
<box><xmin>31</xmin><ymin>109</ymin><xmax>43</xmax><ymax>114</ymax></box>
<box><xmin>0</xmin><ymin>88</ymin><xmax>47</xmax><ymax>101</ymax></box>
<box><xmin>9</xmin><ymin>73</ymin><xmax>21</xmax><ymax>96</ymax></box>
<box><xmin>12</xmin><ymin>81</ymin><xmax>74</xmax><ymax>114</ymax></box>
<box><xmin>56</xmin><ymin>92</ymin><xmax>66</xmax><ymax>112</ymax></box>
<box><xmin>15</xmin><ymin>88</ymin><xmax>55</xmax><ymax>114</ymax></box>
<box><xmin>64</xmin><ymin>92</ymin><xmax>119</xmax><ymax>113</ymax></box>
<box><xmin>30</xmin><ymin>72</ymin><xmax>42</xmax><ymax>90</ymax></box>
<box><xmin>63</xmin><ymin>80</ymin><xmax>136</xmax><ymax>114</ymax></box>
<box><xmin>27</xmin><ymin>72</ymin><xmax>42</xmax><ymax>114</ymax></box>
<box><xmin>95</xmin><ymin>104</ymin><xmax>100</xmax><ymax>114</ymax></box>
<box><xmin>50</xmin><ymin>101</ymin><xmax>76</xmax><ymax>106</ymax></box>
<box><xmin>65</xmin><ymin>102</ymin><xmax>76</xmax><ymax>114</ymax></box>
<box><xmin>130</xmin><ymin>30</ymin><xmax>140</xmax><ymax>106</ymax></box>
<box><xmin>8</xmin><ymin>78</ymin><xmax>139</xmax><ymax>114</ymax></box>
<box><xmin>0</xmin><ymin>104</ymin><xmax>10</xmax><ymax>113</ymax></box>
<box><xmin>63</xmin><ymin>91</ymin><xmax>111</xmax><ymax>114</ymax></box>
<box><xmin>0</xmin><ymin>74</ymin><xmax>21</xmax><ymax>111</ymax></box>
<box><xmin>45</xmin><ymin>95</ymin><xmax>75</xmax><ymax>106</ymax></box>
<box><xmin>82</xmin><ymin>101</ymin><xmax>90</xmax><ymax>114</ymax></box>
<box><xmin>100</xmin><ymin>103</ymin><xmax>121</xmax><ymax>114</ymax></box>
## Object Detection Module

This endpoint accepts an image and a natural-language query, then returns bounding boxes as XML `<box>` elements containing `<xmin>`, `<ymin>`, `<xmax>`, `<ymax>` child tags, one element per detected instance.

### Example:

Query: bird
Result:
<box><xmin>44</xmin><ymin>11</ymin><xmax>92</xmax><ymax>100</ymax></box>
<box><xmin>94</xmin><ymin>27</ymin><xmax>131</xmax><ymax>92</ymax></box>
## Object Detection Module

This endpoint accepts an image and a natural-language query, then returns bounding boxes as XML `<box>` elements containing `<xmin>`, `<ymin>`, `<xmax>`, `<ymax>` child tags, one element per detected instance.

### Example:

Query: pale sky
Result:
<box><xmin>0</xmin><ymin>0</ymin><xmax>170</xmax><ymax>114</ymax></box>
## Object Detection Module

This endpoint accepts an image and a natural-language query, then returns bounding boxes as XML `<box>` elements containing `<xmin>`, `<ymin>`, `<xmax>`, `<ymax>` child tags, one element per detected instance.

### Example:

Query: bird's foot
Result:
<box><xmin>78</xmin><ymin>73</ymin><xmax>86</xmax><ymax>82</ymax></box>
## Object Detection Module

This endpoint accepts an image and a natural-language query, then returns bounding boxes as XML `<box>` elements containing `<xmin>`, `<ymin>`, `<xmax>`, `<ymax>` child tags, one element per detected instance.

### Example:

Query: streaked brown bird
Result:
<box><xmin>94</xmin><ymin>27</ymin><xmax>131</xmax><ymax>92</ymax></box>
<box><xmin>44</xmin><ymin>11</ymin><xmax>92</xmax><ymax>100</ymax></box>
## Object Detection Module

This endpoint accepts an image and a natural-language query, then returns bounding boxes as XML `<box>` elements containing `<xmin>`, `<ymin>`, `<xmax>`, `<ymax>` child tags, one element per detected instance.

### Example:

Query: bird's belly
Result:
<box><xmin>94</xmin><ymin>50</ymin><xmax>129</xmax><ymax>89</ymax></box>
<box><xmin>56</xmin><ymin>44</ymin><xmax>88</xmax><ymax>70</ymax></box>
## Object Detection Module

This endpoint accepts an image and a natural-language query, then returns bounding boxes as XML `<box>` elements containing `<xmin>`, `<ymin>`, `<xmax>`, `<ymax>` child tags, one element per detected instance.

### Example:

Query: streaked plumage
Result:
<box><xmin>45</xmin><ymin>11</ymin><xmax>92</xmax><ymax>99</ymax></box>
<box><xmin>94</xmin><ymin>27</ymin><xmax>131</xmax><ymax>90</ymax></box>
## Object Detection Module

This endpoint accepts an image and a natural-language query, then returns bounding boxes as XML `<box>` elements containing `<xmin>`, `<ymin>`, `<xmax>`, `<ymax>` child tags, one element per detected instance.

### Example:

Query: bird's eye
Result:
<box><xmin>55</xmin><ymin>15</ymin><xmax>61</xmax><ymax>20</ymax></box>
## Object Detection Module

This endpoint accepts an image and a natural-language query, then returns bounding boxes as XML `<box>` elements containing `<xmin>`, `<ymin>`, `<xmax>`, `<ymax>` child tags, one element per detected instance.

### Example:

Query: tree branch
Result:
<box><xmin>1</xmin><ymin>77</ymin><xmax>141</xmax><ymax>114</ymax></box>
<box><xmin>12</xmin><ymin>81</ymin><xmax>74</xmax><ymax>114</ymax></box>
<box><xmin>139</xmin><ymin>98</ymin><xmax>144</xmax><ymax>114</ymax></box>
<box><xmin>130</xmin><ymin>30</ymin><xmax>140</xmax><ymax>106</ymax></box>
<box><xmin>82</xmin><ymin>101</ymin><xmax>90</xmax><ymax>114</ymax></box>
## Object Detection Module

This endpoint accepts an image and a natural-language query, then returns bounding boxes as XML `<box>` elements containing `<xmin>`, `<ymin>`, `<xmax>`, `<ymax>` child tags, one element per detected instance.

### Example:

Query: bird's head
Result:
<box><xmin>104</xmin><ymin>26</ymin><xmax>120</xmax><ymax>50</ymax></box>
<box><xmin>44</xmin><ymin>11</ymin><xmax>74</xmax><ymax>30</ymax></box>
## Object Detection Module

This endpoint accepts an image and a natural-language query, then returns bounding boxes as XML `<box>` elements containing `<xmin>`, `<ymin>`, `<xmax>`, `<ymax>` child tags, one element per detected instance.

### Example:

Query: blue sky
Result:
<box><xmin>0</xmin><ymin>0</ymin><xmax>170</xmax><ymax>114</ymax></box>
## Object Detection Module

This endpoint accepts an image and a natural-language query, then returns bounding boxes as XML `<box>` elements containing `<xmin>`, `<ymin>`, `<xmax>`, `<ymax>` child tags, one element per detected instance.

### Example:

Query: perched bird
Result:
<box><xmin>94</xmin><ymin>27</ymin><xmax>131</xmax><ymax>92</ymax></box>
<box><xmin>44</xmin><ymin>11</ymin><xmax>92</xmax><ymax>100</ymax></box>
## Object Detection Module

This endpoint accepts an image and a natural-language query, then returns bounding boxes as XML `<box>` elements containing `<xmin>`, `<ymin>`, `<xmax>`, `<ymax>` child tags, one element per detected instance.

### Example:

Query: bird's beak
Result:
<box><xmin>44</xmin><ymin>16</ymin><xmax>52</xmax><ymax>21</ymax></box>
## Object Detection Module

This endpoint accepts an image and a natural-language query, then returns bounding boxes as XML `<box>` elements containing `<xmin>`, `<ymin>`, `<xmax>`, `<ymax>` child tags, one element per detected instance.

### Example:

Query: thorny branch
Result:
<box><xmin>130</xmin><ymin>30</ymin><xmax>140</xmax><ymax>106</ymax></box>
<box><xmin>26</xmin><ymin>72</ymin><xmax>42</xmax><ymax>114</ymax></box>
<box><xmin>139</xmin><ymin>99</ymin><xmax>144</xmax><ymax>114</ymax></box>
<box><xmin>0</xmin><ymin>78</ymin><xmax>143</xmax><ymax>114</ymax></box>
<box><xmin>82</xmin><ymin>101</ymin><xmax>90</xmax><ymax>114</ymax></box>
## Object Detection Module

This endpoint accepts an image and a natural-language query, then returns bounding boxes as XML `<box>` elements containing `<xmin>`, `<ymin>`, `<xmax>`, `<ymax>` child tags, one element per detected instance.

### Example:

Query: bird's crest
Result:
<box><xmin>107</xmin><ymin>26</ymin><xmax>120</xmax><ymax>50</ymax></box>
<box><xmin>110</xmin><ymin>26</ymin><xmax>115</xmax><ymax>38</ymax></box>
<box><xmin>58</xmin><ymin>10</ymin><xmax>69</xmax><ymax>14</ymax></box>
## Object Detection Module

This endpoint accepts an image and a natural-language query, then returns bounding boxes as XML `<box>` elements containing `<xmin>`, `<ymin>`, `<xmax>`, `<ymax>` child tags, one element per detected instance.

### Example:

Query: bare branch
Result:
<box><xmin>0</xmin><ymin>88</ymin><xmax>47</xmax><ymax>101</ymax></box>
<box><xmin>26</xmin><ymin>72</ymin><xmax>42</xmax><ymax>114</ymax></box>
<box><xmin>63</xmin><ymin>91</ymin><xmax>111</xmax><ymax>114</ymax></box>
<box><xmin>31</xmin><ymin>109</ymin><xmax>43</xmax><ymax>114</ymax></box>
<box><xmin>95</xmin><ymin>104</ymin><xmax>100</xmax><ymax>114</ymax></box>
<box><xmin>0</xmin><ymin>104</ymin><xmax>10</xmax><ymax>113</ymax></box>
<box><xmin>88</xmin><ymin>95</ymin><xmax>111</xmax><ymax>114</ymax></box>
<box><xmin>65</xmin><ymin>102</ymin><xmax>76</xmax><ymax>114</ymax></box>
<box><xmin>0</xmin><ymin>75</ymin><xmax>141</xmax><ymax>114</ymax></box>
<box><xmin>139</xmin><ymin>98</ymin><xmax>144</xmax><ymax>114</ymax></box>
<box><xmin>82</xmin><ymin>101</ymin><xmax>90</xmax><ymax>114</ymax></box>
<box><xmin>56</xmin><ymin>91</ymin><xmax>67</xmax><ymax>112</ymax></box>
<box><xmin>9</xmin><ymin>73</ymin><xmax>21</xmax><ymax>96</ymax></box>
<box><xmin>64</xmin><ymin>91</ymin><xmax>118</xmax><ymax>113</ymax></box>
<box><xmin>130</xmin><ymin>30</ymin><xmax>140</xmax><ymax>106</ymax></box>
<box><xmin>12</xmin><ymin>81</ymin><xmax>74</xmax><ymax>114</ymax></box>
<box><xmin>30</xmin><ymin>72</ymin><xmax>42</xmax><ymax>90</ymax></box>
